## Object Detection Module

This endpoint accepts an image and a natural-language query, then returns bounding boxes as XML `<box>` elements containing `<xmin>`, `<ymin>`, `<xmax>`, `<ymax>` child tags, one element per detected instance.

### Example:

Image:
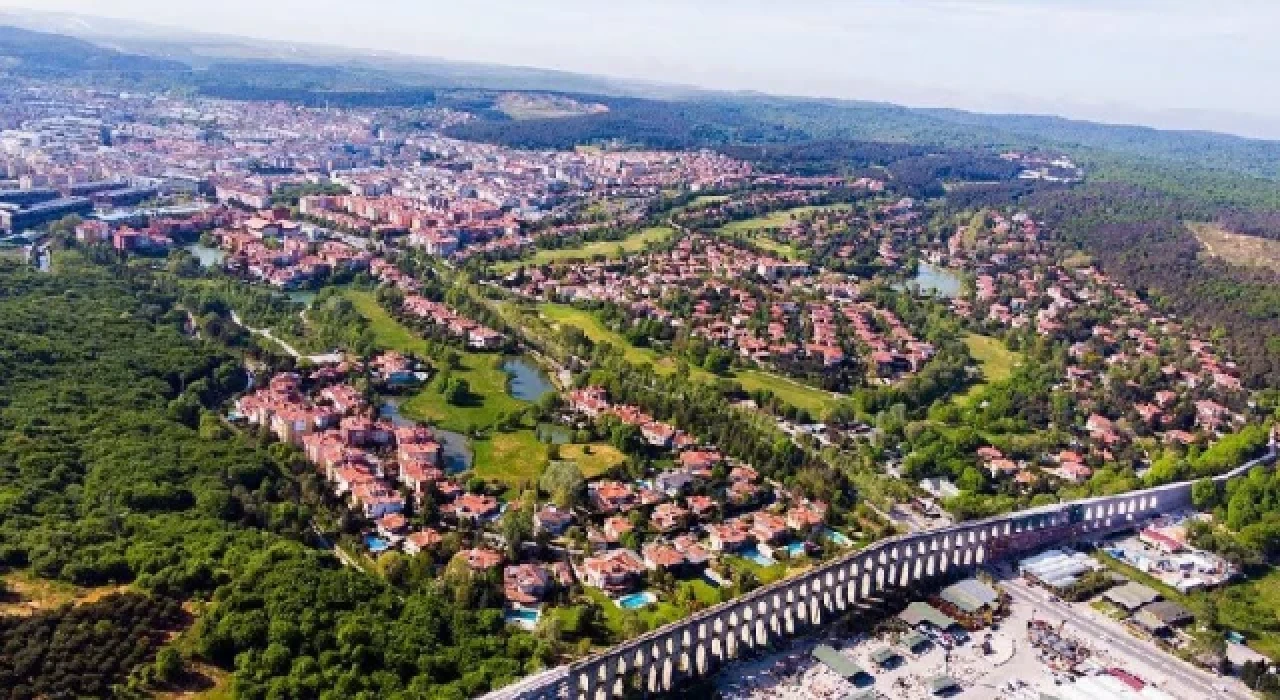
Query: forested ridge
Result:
<box><xmin>1027</xmin><ymin>185</ymin><xmax>1280</xmax><ymax>387</ymax></box>
<box><xmin>0</xmin><ymin>256</ymin><xmax>544</xmax><ymax>699</ymax></box>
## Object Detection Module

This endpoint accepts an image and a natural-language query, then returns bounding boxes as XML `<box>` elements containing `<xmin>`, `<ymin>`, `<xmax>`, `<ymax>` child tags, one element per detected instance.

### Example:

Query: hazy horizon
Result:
<box><xmin>2</xmin><ymin>0</ymin><xmax>1279</xmax><ymax>139</ymax></box>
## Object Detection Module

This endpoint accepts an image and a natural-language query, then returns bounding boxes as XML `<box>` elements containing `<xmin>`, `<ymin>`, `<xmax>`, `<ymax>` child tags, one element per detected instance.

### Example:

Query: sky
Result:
<box><xmin>2</xmin><ymin>0</ymin><xmax>1279</xmax><ymax>138</ymax></box>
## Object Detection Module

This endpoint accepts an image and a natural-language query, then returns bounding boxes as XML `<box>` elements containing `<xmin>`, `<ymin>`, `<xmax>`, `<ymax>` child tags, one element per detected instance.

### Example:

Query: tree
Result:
<box><xmin>540</xmin><ymin>461</ymin><xmax>586</xmax><ymax>509</ymax></box>
<box><xmin>1192</xmin><ymin>478</ymin><xmax>1221</xmax><ymax>510</ymax></box>
<box><xmin>609</xmin><ymin>422</ymin><xmax>643</xmax><ymax>453</ymax></box>
<box><xmin>153</xmin><ymin>646</ymin><xmax>184</xmax><ymax>684</ymax></box>
<box><xmin>1227</xmin><ymin>489</ymin><xmax>1261</xmax><ymax>531</ymax></box>
<box><xmin>443</xmin><ymin>376</ymin><xmax>472</xmax><ymax>405</ymax></box>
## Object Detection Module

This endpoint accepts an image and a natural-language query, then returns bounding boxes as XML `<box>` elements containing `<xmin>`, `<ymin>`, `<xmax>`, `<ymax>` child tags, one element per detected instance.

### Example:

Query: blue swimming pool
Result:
<box><xmin>616</xmin><ymin>592</ymin><xmax>657</xmax><ymax>610</ymax></box>
<box><xmin>365</xmin><ymin>535</ymin><xmax>390</xmax><ymax>553</ymax></box>
<box><xmin>783</xmin><ymin>542</ymin><xmax>807</xmax><ymax>558</ymax></box>
<box><xmin>740</xmin><ymin>545</ymin><xmax>777</xmax><ymax>567</ymax></box>
<box><xmin>823</xmin><ymin>528</ymin><xmax>853</xmax><ymax>547</ymax></box>
<box><xmin>505</xmin><ymin>607</ymin><xmax>541</xmax><ymax>628</ymax></box>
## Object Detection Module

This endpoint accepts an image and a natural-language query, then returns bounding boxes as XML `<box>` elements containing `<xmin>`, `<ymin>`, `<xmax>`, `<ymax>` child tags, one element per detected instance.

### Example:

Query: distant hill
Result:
<box><xmin>3</xmin><ymin>13</ymin><xmax>1280</xmax><ymax>207</ymax></box>
<box><xmin>0</xmin><ymin>25</ymin><xmax>187</xmax><ymax>77</ymax></box>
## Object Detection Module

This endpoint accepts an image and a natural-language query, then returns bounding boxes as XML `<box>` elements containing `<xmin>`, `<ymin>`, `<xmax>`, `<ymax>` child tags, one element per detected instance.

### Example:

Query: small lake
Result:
<box><xmin>184</xmin><ymin>243</ymin><xmax>227</xmax><ymax>268</ymax></box>
<box><xmin>381</xmin><ymin>400</ymin><xmax>473</xmax><ymax>473</ymax></box>
<box><xmin>908</xmin><ymin>262</ymin><xmax>963</xmax><ymax>298</ymax></box>
<box><xmin>436</xmin><ymin>429</ymin><xmax>474</xmax><ymax>474</ymax></box>
<box><xmin>503</xmin><ymin>356</ymin><xmax>554</xmax><ymax>402</ymax></box>
<box><xmin>286</xmin><ymin>290</ymin><xmax>318</xmax><ymax>306</ymax></box>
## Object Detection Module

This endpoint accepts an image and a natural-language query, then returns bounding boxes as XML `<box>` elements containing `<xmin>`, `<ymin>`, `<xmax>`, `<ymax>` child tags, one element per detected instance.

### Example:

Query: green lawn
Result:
<box><xmin>341</xmin><ymin>289</ymin><xmax>557</xmax><ymax>489</ymax></box>
<box><xmin>540</xmin><ymin>303</ymin><xmax>841</xmax><ymax>414</ymax></box>
<box><xmin>723</xmin><ymin>555</ymin><xmax>789</xmax><ymax>586</ymax></box>
<box><xmin>471</xmin><ymin>429</ymin><xmax>548</xmax><ymax>491</ymax></box>
<box><xmin>585</xmin><ymin>588</ymin><xmax>685</xmax><ymax>639</ymax></box>
<box><xmin>690</xmin><ymin>194</ymin><xmax>730</xmax><ymax>206</ymax></box>
<box><xmin>713</xmin><ymin>204</ymin><xmax>853</xmax><ymax>260</ymax></box>
<box><xmin>954</xmin><ymin>333</ymin><xmax>1023</xmax><ymax>405</ymax></box>
<box><xmin>494</xmin><ymin>226</ymin><xmax>675</xmax><ymax>273</ymax></box>
<box><xmin>341</xmin><ymin>289</ymin><xmax>531</xmax><ymax>433</ymax></box>
<box><xmin>732</xmin><ymin>368</ymin><xmax>840</xmax><ymax>416</ymax></box>
<box><xmin>557</xmin><ymin>443</ymin><xmax>627</xmax><ymax>478</ymax></box>
<box><xmin>343</xmin><ymin>289</ymin><xmax>432</xmax><ymax>354</ymax></box>
<box><xmin>718</xmin><ymin>204</ymin><xmax>853</xmax><ymax>235</ymax></box>
<box><xmin>538</xmin><ymin>303</ymin><xmax>679</xmax><ymax>373</ymax></box>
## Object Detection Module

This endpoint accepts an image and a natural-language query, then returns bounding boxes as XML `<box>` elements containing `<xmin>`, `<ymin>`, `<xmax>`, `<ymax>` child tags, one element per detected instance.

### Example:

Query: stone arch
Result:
<box><xmin>694</xmin><ymin>642</ymin><xmax>710</xmax><ymax>676</ymax></box>
<box><xmin>809</xmin><ymin>596</ymin><xmax>823</xmax><ymax>625</ymax></box>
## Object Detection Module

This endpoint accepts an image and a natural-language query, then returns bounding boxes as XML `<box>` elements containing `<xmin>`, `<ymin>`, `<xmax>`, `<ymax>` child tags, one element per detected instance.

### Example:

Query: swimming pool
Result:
<box><xmin>364</xmin><ymin>535</ymin><xmax>391</xmax><ymax>553</ymax></box>
<box><xmin>616</xmin><ymin>592</ymin><xmax>657</xmax><ymax>610</ymax></box>
<box><xmin>505</xmin><ymin>607</ymin><xmax>541</xmax><ymax>629</ymax></box>
<box><xmin>783</xmin><ymin>541</ymin><xmax>807</xmax><ymax>558</ymax></box>
<box><xmin>823</xmin><ymin>528</ymin><xmax>853</xmax><ymax>547</ymax></box>
<box><xmin>740</xmin><ymin>545</ymin><xmax>777</xmax><ymax>567</ymax></box>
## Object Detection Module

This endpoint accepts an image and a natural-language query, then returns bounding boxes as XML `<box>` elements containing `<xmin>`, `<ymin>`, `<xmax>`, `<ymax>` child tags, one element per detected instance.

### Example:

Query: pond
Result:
<box><xmin>286</xmin><ymin>289</ymin><xmax>318</xmax><ymax>306</ymax></box>
<box><xmin>381</xmin><ymin>400</ymin><xmax>473</xmax><ymax>473</ymax></box>
<box><xmin>503</xmin><ymin>356</ymin><xmax>554</xmax><ymax>402</ymax></box>
<box><xmin>184</xmin><ymin>243</ymin><xmax>227</xmax><ymax>268</ymax></box>
<box><xmin>436</xmin><ymin>429</ymin><xmax>474</xmax><ymax>474</ymax></box>
<box><xmin>909</xmin><ymin>262</ymin><xmax>963</xmax><ymax>298</ymax></box>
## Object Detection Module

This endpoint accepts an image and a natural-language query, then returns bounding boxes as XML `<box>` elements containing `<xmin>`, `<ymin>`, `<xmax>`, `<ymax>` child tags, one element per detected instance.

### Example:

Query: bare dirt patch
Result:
<box><xmin>1189</xmin><ymin>222</ymin><xmax>1280</xmax><ymax>273</ymax></box>
<box><xmin>0</xmin><ymin>570</ymin><xmax>131</xmax><ymax>616</ymax></box>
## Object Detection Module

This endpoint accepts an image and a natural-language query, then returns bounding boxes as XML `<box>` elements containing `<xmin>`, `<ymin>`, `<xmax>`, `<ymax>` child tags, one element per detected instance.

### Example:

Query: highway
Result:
<box><xmin>999</xmin><ymin>572</ymin><xmax>1249</xmax><ymax>699</ymax></box>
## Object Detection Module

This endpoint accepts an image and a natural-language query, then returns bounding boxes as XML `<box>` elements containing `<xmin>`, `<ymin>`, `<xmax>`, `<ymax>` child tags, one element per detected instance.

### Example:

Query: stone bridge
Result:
<box><xmin>483</xmin><ymin>448</ymin><xmax>1275</xmax><ymax>700</ymax></box>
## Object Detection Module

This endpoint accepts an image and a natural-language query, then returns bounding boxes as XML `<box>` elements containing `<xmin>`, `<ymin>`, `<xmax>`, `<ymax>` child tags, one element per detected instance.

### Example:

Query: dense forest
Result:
<box><xmin>0</xmin><ymin>592</ymin><xmax>187</xmax><ymax>699</ymax></box>
<box><xmin>1022</xmin><ymin>184</ymin><xmax>1280</xmax><ymax>387</ymax></box>
<box><xmin>447</xmin><ymin>97</ymin><xmax>808</xmax><ymax>150</ymax></box>
<box><xmin>0</xmin><ymin>256</ymin><xmax>543</xmax><ymax>698</ymax></box>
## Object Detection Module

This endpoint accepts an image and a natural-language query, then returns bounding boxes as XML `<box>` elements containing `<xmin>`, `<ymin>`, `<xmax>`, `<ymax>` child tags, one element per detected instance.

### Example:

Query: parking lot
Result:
<box><xmin>710</xmin><ymin>566</ymin><xmax>1250</xmax><ymax>700</ymax></box>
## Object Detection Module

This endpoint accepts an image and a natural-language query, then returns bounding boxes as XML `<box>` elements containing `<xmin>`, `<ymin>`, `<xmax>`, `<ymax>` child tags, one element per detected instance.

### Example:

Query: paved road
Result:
<box><xmin>999</xmin><ymin>574</ymin><xmax>1248</xmax><ymax>700</ymax></box>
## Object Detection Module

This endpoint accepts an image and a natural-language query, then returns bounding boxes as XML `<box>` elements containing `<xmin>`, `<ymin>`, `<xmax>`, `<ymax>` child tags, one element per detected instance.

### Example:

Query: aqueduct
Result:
<box><xmin>484</xmin><ymin>449</ymin><xmax>1275</xmax><ymax>700</ymax></box>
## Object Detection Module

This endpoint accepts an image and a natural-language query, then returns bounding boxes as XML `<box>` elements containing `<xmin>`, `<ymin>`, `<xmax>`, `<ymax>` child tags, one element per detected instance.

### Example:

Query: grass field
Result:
<box><xmin>538</xmin><ymin>303</ymin><xmax>680</xmax><ymax>373</ymax></box>
<box><xmin>540</xmin><ymin>303</ymin><xmax>841</xmax><ymax>413</ymax></box>
<box><xmin>494</xmin><ymin>226</ymin><xmax>675</xmax><ymax>273</ymax></box>
<box><xmin>471</xmin><ymin>430</ymin><xmax>548</xmax><ymax>490</ymax></box>
<box><xmin>557</xmin><ymin>443</ymin><xmax>627</xmax><ymax>478</ymax></box>
<box><xmin>954</xmin><ymin>333</ymin><xmax>1023</xmax><ymax>404</ymax></box>
<box><xmin>340</xmin><ymin>290</ymin><xmax>558</xmax><ymax>487</ymax></box>
<box><xmin>732</xmin><ymin>368</ymin><xmax>840</xmax><ymax>416</ymax></box>
<box><xmin>713</xmin><ymin>204</ymin><xmax>852</xmax><ymax>260</ymax></box>
<box><xmin>343</xmin><ymin>289</ymin><xmax>432</xmax><ymax>354</ymax></box>
<box><xmin>585</xmin><ymin>588</ymin><xmax>685</xmax><ymax>639</ymax></box>
<box><xmin>584</xmin><ymin>579</ymin><xmax>726</xmax><ymax>639</ymax></box>
<box><xmin>690</xmin><ymin>194</ymin><xmax>730</xmax><ymax>206</ymax></box>
<box><xmin>1189</xmin><ymin>222</ymin><xmax>1280</xmax><ymax>273</ymax></box>
<box><xmin>0</xmin><ymin>570</ymin><xmax>130</xmax><ymax>616</ymax></box>
<box><xmin>338</xmin><ymin>290</ymin><xmax>528</xmax><ymax>433</ymax></box>
<box><xmin>718</xmin><ymin>204</ymin><xmax>853</xmax><ymax>235</ymax></box>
